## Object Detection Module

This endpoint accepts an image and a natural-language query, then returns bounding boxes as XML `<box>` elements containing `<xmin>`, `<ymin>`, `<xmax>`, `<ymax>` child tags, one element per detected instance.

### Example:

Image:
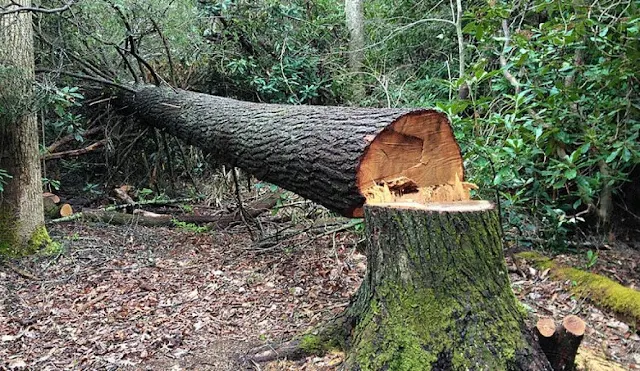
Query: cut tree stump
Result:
<box><xmin>535</xmin><ymin>317</ymin><xmax>558</xmax><ymax>364</ymax></box>
<box><xmin>43</xmin><ymin>193</ymin><xmax>73</xmax><ymax>219</ymax></box>
<box><xmin>556</xmin><ymin>315</ymin><xmax>586</xmax><ymax>371</ymax></box>
<box><xmin>117</xmin><ymin>87</ymin><xmax>472</xmax><ymax>217</ymax></box>
<box><xmin>249</xmin><ymin>201</ymin><xmax>552</xmax><ymax>370</ymax></box>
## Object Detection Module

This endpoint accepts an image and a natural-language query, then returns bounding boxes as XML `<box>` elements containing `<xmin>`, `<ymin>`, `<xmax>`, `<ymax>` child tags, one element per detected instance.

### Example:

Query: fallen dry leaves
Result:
<box><xmin>1</xmin><ymin>220</ymin><xmax>363</xmax><ymax>370</ymax></box>
<box><xmin>1</xmin><ymin>218</ymin><xmax>638</xmax><ymax>370</ymax></box>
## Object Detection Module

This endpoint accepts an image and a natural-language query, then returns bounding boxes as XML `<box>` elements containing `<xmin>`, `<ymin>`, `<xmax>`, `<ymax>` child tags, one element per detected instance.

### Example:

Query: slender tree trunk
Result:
<box><xmin>0</xmin><ymin>1</ymin><xmax>50</xmax><ymax>255</ymax></box>
<box><xmin>345</xmin><ymin>0</ymin><xmax>365</xmax><ymax>102</ymax></box>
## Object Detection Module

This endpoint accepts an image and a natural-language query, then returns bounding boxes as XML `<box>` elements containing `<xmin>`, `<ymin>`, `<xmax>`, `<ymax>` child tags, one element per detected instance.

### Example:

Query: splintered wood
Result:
<box><xmin>357</xmin><ymin>111</ymin><xmax>474</xmax><ymax>207</ymax></box>
<box><xmin>363</xmin><ymin>174</ymin><xmax>477</xmax><ymax>205</ymax></box>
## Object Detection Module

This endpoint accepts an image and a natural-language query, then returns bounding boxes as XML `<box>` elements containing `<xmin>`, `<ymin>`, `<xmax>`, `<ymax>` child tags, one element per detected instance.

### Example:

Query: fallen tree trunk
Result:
<box><xmin>48</xmin><ymin>192</ymin><xmax>281</xmax><ymax>228</ymax></box>
<box><xmin>250</xmin><ymin>201</ymin><xmax>552</xmax><ymax>370</ymax></box>
<box><xmin>117</xmin><ymin>87</ymin><xmax>466</xmax><ymax>217</ymax></box>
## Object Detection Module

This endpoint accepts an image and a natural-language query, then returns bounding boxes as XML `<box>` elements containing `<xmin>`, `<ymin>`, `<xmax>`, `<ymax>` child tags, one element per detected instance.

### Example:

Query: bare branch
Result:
<box><xmin>43</xmin><ymin>139</ymin><xmax>107</xmax><ymax>160</ymax></box>
<box><xmin>115</xmin><ymin>47</ymin><xmax>139</xmax><ymax>84</ymax></box>
<box><xmin>1</xmin><ymin>0</ymin><xmax>74</xmax><ymax>16</ymax></box>
<box><xmin>36</xmin><ymin>68</ymin><xmax>136</xmax><ymax>93</ymax></box>
<box><xmin>34</xmin><ymin>30</ymin><xmax>115</xmax><ymax>81</ymax></box>
<box><xmin>149</xmin><ymin>16</ymin><xmax>176</xmax><ymax>86</ymax></box>
<box><xmin>499</xmin><ymin>20</ymin><xmax>521</xmax><ymax>94</ymax></box>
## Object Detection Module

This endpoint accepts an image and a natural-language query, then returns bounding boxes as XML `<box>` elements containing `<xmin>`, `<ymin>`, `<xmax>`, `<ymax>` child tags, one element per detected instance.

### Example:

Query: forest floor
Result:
<box><xmin>1</xmin><ymin>203</ymin><xmax>639</xmax><ymax>370</ymax></box>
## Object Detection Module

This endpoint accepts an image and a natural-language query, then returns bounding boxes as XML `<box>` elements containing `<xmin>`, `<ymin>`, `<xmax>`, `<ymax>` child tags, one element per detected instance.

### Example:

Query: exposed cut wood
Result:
<box><xmin>533</xmin><ymin>315</ymin><xmax>586</xmax><ymax>371</ymax></box>
<box><xmin>43</xmin><ymin>194</ymin><xmax>73</xmax><ymax>219</ymax></box>
<box><xmin>59</xmin><ymin>204</ymin><xmax>73</xmax><ymax>217</ymax></box>
<box><xmin>357</xmin><ymin>115</ymin><xmax>463</xmax><ymax>190</ymax></box>
<box><xmin>562</xmin><ymin>315</ymin><xmax>586</xmax><ymax>337</ymax></box>
<box><xmin>43</xmin><ymin>192</ymin><xmax>60</xmax><ymax>204</ymax></box>
<box><xmin>362</xmin><ymin>173</ymin><xmax>477</xmax><ymax>207</ymax></box>
<box><xmin>355</xmin><ymin>112</ymin><xmax>473</xmax><ymax>214</ymax></box>
<box><xmin>536</xmin><ymin>317</ymin><xmax>557</xmax><ymax>338</ymax></box>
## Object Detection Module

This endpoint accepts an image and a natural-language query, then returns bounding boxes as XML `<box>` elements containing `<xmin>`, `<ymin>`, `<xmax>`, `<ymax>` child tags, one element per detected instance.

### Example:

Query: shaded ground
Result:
<box><xmin>1</xmin><ymin>220</ymin><xmax>364</xmax><ymax>370</ymax></box>
<box><xmin>1</xmin><ymin>216</ymin><xmax>639</xmax><ymax>370</ymax></box>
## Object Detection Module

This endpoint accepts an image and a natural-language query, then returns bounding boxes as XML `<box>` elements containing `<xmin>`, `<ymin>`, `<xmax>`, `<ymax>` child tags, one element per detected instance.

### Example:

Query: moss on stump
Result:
<box><xmin>337</xmin><ymin>203</ymin><xmax>551</xmax><ymax>370</ymax></box>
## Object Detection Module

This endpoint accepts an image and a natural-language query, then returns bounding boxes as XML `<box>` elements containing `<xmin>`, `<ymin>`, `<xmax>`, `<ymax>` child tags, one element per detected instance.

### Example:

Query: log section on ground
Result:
<box><xmin>534</xmin><ymin>315</ymin><xmax>586</xmax><ymax>371</ymax></box>
<box><xmin>118</xmin><ymin>87</ymin><xmax>471</xmax><ymax>217</ymax></box>
<box><xmin>250</xmin><ymin>201</ymin><xmax>552</xmax><ymax>370</ymax></box>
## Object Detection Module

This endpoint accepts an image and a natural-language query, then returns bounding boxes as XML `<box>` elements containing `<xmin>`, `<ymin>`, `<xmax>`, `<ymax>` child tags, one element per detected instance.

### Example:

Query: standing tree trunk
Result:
<box><xmin>0</xmin><ymin>1</ymin><xmax>52</xmax><ymax>255</ymax></box>
<box><xmin>345</xmin><ymin>0</ymin><xmax>365</xmax><ymax>103</ymax></box>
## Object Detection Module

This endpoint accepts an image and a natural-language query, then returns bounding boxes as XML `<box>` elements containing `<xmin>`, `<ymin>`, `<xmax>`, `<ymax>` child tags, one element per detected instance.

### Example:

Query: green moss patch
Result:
<box><xmin>0</xmin><ymin>213</ymin><xmax>59</xmax><ymax>257</ymax></box>
<box><xmin>28</xmin><ymin>225</ymin><xmax>61</xmax><ymax>256</ymax></box>
<box><xmin>299</xmin><ymin>334</ymin><xmax>334</xmax><ymax>355</ymax></box>
<box><xmin>350</xmin><ymin>283</ymin><xmax>527</xmax><ymax>371</ymax></box>
<box><xmin>516</xmin><ymin>251</ymin><xmax>640</xmax><ymax>328</ymax></box>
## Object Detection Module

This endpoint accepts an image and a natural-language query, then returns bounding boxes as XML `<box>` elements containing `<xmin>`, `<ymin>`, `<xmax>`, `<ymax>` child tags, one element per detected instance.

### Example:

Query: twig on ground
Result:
<box><xmin>78</xmin><ymin>292</ymin><xmax>108</xmax><ymax>312</ymax></box>
<box><xmin>233</xmin><ymin>168</ymin><xmax>256</xmax><ymax>240</ymax></box>
<box><xmin>1</xmin><ymin>260</ymin><xmax>41</xmax><ymax>280</ymax></box>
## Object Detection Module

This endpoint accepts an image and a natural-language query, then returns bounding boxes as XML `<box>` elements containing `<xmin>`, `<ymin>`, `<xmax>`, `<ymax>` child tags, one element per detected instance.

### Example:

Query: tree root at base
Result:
<box><xmin>246</xmin><ymin>313</ymin><xmax>351</xmax><ymax>363</ymax></box>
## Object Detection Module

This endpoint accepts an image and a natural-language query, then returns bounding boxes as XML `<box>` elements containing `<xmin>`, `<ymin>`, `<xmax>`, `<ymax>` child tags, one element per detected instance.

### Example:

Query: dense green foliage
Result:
<box><xmin>456</xmin><ymin>1</ymin><xmax>639</xmax><ymax>244</ymax></box>
<box><xmin>17</xmin><ymin>0</ymin><xmax>640</xmax><ymax>247</ymax></box>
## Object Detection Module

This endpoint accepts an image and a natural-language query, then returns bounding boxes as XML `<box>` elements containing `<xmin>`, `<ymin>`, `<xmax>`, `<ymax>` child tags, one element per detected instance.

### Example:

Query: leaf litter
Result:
<box><xmin>0</xmin><ymin>219</ymin><xmax>638</xmax><ymax>370</ymax></box>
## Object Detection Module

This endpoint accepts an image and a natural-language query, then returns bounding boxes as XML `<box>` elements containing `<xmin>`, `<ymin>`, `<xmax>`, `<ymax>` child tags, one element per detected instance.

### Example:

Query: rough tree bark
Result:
<box><xmin>118</xmin><ymin>87</ymin><xmax>465</xmax><ymax>217</ymax></box>
<box><xmin>0</xmin><ymin>0</ymin><xmax>53</xmax><ymax>255</ymax></box>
